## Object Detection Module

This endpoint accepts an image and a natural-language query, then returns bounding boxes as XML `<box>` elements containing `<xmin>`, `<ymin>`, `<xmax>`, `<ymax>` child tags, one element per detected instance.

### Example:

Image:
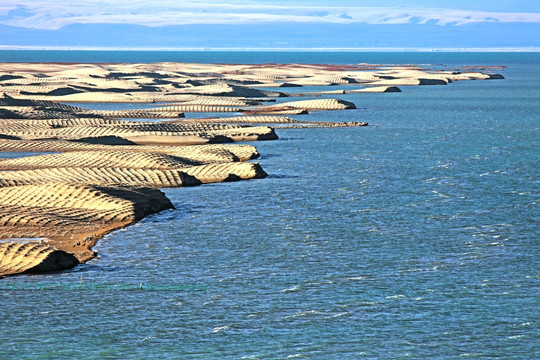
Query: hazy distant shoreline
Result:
<box><xmin>1</xmin><ymin>46</ymin><xmax>540</xmax><ymax>52</ymax></box>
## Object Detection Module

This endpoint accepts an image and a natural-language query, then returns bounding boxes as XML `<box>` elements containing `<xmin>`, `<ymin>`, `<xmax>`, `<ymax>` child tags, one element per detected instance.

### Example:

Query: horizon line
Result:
<box><xmin>1</xmin><ymin>46</ymin><xmax>540</xmax><ymax>52</ymax></box>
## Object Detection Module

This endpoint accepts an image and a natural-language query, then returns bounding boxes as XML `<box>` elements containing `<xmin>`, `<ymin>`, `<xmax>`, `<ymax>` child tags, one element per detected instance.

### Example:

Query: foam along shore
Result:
<box><xmin>0</xmin><ymin>62</ymin><xmax>503</xmax><ymax>277</ymax></box>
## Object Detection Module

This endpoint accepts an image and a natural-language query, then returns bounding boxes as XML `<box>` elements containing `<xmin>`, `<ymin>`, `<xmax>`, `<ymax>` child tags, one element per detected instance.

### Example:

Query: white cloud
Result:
<box><xmin>1</xmin><ymin>1</ymin><xmax>539</xmax><ymax>30</ymax></box>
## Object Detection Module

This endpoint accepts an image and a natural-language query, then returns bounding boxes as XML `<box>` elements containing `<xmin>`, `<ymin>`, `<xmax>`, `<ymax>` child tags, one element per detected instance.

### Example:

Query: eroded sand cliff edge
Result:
<box><xmin>0</xmin><ymin>62</ymin><xmax>503</xmax><ymax>276</ymax></box>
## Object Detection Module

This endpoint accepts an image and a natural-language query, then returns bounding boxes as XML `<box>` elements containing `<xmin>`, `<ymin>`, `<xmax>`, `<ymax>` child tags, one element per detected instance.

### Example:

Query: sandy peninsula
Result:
<box><xmin>0</xmin><ymin>61</ymin><xmax>503</xmax><ymax>277</ymax></box>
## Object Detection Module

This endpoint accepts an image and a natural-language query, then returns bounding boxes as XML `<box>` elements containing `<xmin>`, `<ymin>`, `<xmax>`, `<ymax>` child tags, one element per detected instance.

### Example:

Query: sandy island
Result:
<box><xmin>0</xmin><ymin>61</ymin><xmax>504</xmax><ymax>277</ymax></box>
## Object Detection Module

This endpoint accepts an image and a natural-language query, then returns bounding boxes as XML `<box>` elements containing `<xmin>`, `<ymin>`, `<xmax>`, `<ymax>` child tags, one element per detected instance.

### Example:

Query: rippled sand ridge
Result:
<box><xmin>0</xmin><ymin>61</ymin><xmax>502</xmax><ymax>276</ymax></box>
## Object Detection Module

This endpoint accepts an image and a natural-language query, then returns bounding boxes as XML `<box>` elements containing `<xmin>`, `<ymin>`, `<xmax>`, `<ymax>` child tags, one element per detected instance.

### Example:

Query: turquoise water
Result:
<box><xmin>1</xmin><ymin>50</ymin><xmax>539</xmax><ymax>65</ymax></box>
<box><xmin>1</xmin><ymin>52</ymin><xmax>539</xmax><ymax>359</ymax></box>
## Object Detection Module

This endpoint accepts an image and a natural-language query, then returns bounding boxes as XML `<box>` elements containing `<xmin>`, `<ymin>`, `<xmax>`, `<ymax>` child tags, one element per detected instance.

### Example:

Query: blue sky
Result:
<box><xmin>1</xmin><ymin>1</ymin><xmax>539</xmax><ymax>49</ymax></box>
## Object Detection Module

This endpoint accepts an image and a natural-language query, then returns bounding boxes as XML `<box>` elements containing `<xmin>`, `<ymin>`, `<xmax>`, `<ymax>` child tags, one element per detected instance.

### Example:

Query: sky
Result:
<box><xmin>1</xmin><ymin>0</ymin><xmax>539</xmax><ymax>49</ymax></box>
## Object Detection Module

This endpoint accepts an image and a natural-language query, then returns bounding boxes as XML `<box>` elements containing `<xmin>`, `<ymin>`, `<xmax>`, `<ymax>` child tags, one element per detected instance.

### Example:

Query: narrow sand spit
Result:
<box><xmin>0</xmin><ymin>62</ymin><xmax>503</xmax><ymax>277</ymax></box>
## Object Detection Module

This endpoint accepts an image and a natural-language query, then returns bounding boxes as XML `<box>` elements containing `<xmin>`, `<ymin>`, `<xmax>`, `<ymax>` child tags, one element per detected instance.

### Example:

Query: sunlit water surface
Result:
<box><xmin>0</xmin><ymin>52</ymin><xmax>538</xmax><ymax>359</ymax></box>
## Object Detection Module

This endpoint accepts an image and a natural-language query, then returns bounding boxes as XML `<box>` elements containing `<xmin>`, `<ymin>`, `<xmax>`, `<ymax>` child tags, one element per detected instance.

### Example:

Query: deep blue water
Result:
<box><xmin>1</xmin><ymin>52</ymin><xmax>539</xmax><ymax>359</ymax></box>
<box><xmin>1</xmin><ymin>50</ymin><xmax>540</xmax><ymax>66</ymax></box>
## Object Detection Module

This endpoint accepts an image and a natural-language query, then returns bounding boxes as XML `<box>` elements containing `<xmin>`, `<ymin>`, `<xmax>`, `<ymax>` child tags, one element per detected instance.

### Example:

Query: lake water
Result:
<box><xmin>0</xmin><ymin>51</ymin><xmax>539</xmax><ymax>359</ymax></box>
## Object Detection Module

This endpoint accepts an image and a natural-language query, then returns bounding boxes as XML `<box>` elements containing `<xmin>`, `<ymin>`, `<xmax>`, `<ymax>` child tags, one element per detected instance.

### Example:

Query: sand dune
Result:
<box><xmin>346</xmin><ymin>86</ymin><xmax>402</xmax><ymax>93</ymax></box>
<box><xmin>0</xmin><ymin>242</ymin><xmax>79</xmax><ymax>277</ymax></box>
<box><xmin>0</xmin><ymin>61</ymin><xmax>502</xmax><ymax>276</ymax></box>
<box><xmin>263</xmin><ymin>98</ymin><xmax>356</xmax><ymax>111</ymax></box>
<box><xmin>0</xmin><ymin>183</ymin><xmax>173</xmax><ymax>269</ymax></box>
<box><xmin>0</xmin><ymin>165</ymin><xmax>253</xmax><ymax>187</ymax></box>
<box><xmin>156</xmin><ymin>96</ymin><xmax>260</xmax><ymax>106</ymax></box>
<box><xmin>0</xmin><ymin>150</ymin><xmax>209</xmax><ymax>170</ymax></box>
<box><xmin>177</xmin><ymin>116</ymin><xmax>297</xmax><ymax>124</ymax></box>
<box><xmin>243</xmin><ymin>108</ymin><xmax>309</xmax><ymax>115</ymax></box>
<box><xmin>0</xmin><ymin>138</ymin><xmax>260</xmax><ymax>161</ymax></box>
<box><xmin>0</xmin><ymin>116</ymin><xmax>278</xmax><ymax>144</ymax></box>
<box><xmin>144</xmin><ymin>104</ymin><xmax>241</xmax><ymax>113</ymax></box>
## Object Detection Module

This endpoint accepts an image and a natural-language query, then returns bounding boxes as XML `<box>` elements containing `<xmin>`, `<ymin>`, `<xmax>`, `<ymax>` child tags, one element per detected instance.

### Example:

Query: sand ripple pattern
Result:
<box><xmin>0</xmin><ymin>61</ymin><xmax>501</xmax><ymax>277</ymax></box>
<box><xmin>265</xmin><ymin>99</ymin><xmax>357</xmax><ymax>110</ymax></box>
<box><xmin>185</xmin><ymin>116</ymin><xmax>297</xmax><ymax>124</ymax></box>
<box><xmin>0</xmin><ymin>139</ymin><xmax>259</xmax><ymax>162</ymax></box>
<box><xmin>146</xmin><ymin>105</ymin><xmax>241</xmax><ymax>113</ymax></box>
<box><xmin>0</xmin><ymin>151</ymin><xmax>207</xmax><ymax>170</ymax></box>
<box><xmin>0</xmin><ymin>117</ymin><xmax>278</xmax><ymax>143</ymax></box>
<box><xmin>0</xmin><ymin>183</ymin><xmax>174</xmax><ymax>275</ymax></box>
<box><xmin>0</xmin><ymin>163</ymin><xmax>265</xmax><ymax>188</ymax></box>
<box><xmin>0</xmin><ymin>167</ymin><xmax>193</xmax><ymax>187</ymax></box>
<box><xmin>0</xmin><ymin>242</ymin><xmax>79</xmax><ymax>277</ymax></box>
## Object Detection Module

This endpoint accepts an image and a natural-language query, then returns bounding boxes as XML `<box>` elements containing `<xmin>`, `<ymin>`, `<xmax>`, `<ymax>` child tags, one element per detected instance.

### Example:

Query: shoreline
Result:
<box><xmin>0</xmin><ymin>61</ymin><xmax>503</xmax><ymax>277</ymax></box>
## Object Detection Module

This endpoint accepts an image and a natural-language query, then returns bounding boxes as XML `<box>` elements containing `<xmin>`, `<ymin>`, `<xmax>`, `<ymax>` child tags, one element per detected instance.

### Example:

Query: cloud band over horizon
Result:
<box><xmin>1</xmin><ymin>0</ymin><xmax>540</xmax><ymax>31</ymax></box>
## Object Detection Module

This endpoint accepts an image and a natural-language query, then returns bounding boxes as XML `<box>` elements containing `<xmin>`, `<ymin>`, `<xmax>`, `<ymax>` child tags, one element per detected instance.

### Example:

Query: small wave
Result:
<box><xmin>506</xmin><ymin>335</ymin><xmax>525</xmax><ymax>340</ymax></box>
<box><xmin>287</xmin><ymin>354</ymin><xmax>303</xmax><ymax>358</ymax></box>
<box><xmin>399</xmin><ymin>269</ymin><xmax>427</xmax><ymax>273</ymax></box>
<box><xmin>399</xmin><ymin>267</ymin><xmax>438</xmax><ymax>273</ymax></box>
<box><xmin>267</xmin><ymin>174</ymin><xmax>299</xmax><ymax>179</ymax></box>
<box><xmin>511</xmin><ymin>190</ymin><xmax>531</xmax><ymax>195</ymax></box>
<box><xmin>283</xmin><ymin>285</ymin><xmax>300</xmax><ymax>293</ymax></box>
<box><xmin>438</xmin><ymin>162</ymin><xmax>454</xmax><ymax>168</ymax></box>
<box><xmin>212</xmin><ymin>325</ymin><xmax>230</xmax><ymax>333</ymax></box>
<box><xmin>432</xmin><ymin>190</ymin><xmax>450</xmax><ymax>198</ymax></box>
<box><xmin>459</xmin><ymin>353</ymin><xmax>485</xmax><ymax>357</ymax></box>
<box><xmin>294</xmin><ymin>310</ymin><xmax>324</xmax><ymax>317</ymax></box>
<box><xmin>202</xmin><ymin>295</ymin><xmax>223</xmax><ymax>306</ymax></box>
<box><xmin>339</xmin><ymin>301</ymin><xmax>380</xmax><ymax>309</ymax></box>
<box><xmin>324</xmin><ymin>312</ymin><xmax>349</xmax><ymax>319</ymax></box>
<box><xmin>385</xmin><ymin>294</ymin><xmax>406</xmax><ymax>300</ymax></box>
<box><xmin>285</xmin><ymin>310</ymin><xmax>325</xmax><ymax>319</ymax></box>
<box><xmin>360</xmin><ymin>301</ymin><xmax>378</xmax><ymax>306</ymax></box>
<box><xmin>347</xmin><ymin>276</ymin><xmax>368</xmax><ymax>281</ymax></box>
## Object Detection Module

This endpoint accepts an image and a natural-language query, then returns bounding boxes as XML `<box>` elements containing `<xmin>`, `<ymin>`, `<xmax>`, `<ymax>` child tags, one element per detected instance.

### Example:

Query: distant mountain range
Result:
<box><xmin>1</xmin><ymin>22</ymin><xmax>540</xmax><ymax>49</ymax></box>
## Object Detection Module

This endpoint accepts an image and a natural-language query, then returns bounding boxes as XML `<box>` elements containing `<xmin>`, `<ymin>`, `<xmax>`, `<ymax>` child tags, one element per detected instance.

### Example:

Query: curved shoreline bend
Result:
<box><xmin>0</xmin><ymin>62</ymin><xmax>502</xmax><ymax>277</ymax></box>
